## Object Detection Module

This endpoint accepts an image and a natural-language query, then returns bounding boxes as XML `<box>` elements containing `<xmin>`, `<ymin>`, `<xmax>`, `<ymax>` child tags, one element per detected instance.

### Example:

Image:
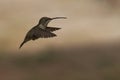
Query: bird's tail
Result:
<box><xmin>46</xmin><ymin>27</ymin><xmax>61</xmax><ymax>32</ymax></box>
<box><xmin>19</xmin><ymin>41</ymin><xmax>26</xmax><ymax>49</ymax></box>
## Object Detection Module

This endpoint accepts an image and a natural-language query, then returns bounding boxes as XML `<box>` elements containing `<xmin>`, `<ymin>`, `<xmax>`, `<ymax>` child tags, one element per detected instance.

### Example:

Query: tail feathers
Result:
<box><xmin>46</xmin><ymin>27</ymin><xmax>61</xmax><ymax>32</ymax></box>
<box><xmin>19</xmin><ymin>41</ymin><xmax>27</xmax><ymax>49</ymax></box>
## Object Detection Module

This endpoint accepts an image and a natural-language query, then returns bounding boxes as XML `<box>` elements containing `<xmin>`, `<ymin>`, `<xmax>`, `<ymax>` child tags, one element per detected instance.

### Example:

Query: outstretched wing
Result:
<box><xmin>32</xmin><ymin>27</ymin><xmax>56</xmax><ymax>40</ymax></box>
<box><xmin>19</xmin><ymin>27</ymin><xmax>56</xmax><ymax>49</ymax></box>
<box><xmin>46</xmin><ymin>27</ymin><xmax>61</xmax><ymax>32</ymax></box>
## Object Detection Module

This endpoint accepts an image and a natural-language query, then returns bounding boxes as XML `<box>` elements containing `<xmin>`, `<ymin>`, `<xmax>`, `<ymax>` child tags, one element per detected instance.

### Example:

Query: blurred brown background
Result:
<box><xmin>0</xmin><ymin>0</ymin><xmax>120</xmax><ymax>80</ymax></box>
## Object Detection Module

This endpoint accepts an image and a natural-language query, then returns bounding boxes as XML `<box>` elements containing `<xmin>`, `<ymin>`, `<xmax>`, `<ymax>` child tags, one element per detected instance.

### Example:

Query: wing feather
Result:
<box><xmin>46</xmin><ymin>27</ymin><xmax>61</xmax><ymax>32</ymax></box>
<box><xmin>32</xmin><ymin>27</ymin><xmax>56</xmax><ymax>40</ymax></box>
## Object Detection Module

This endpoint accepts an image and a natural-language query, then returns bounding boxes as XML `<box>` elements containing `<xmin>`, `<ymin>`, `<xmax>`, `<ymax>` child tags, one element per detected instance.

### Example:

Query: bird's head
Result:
<box><xmin>38</xmin><ymin>17</ymin><xmax>67</xmax><ymax>26</ymax></box>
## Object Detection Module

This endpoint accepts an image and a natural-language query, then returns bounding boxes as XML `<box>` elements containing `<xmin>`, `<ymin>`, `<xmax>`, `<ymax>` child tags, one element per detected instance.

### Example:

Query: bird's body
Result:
<box><xmin>19</xmin><ymin>17</ymin><xmax>66</xmax><ymax>49</ymax></box>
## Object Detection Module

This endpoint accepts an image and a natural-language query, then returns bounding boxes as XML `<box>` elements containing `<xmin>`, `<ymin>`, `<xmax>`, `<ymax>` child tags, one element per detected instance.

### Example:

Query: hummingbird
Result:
<box><xmin>19</xmin><ymin>17</ymin><xmax>67</xmax><ymax>49</ymax></box>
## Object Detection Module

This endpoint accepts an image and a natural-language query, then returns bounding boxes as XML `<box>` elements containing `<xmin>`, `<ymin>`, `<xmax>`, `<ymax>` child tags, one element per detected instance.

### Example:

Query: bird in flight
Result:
<box><xmin>19</xmin><ymin>17</ymin><xmax>67</xmax><ymax>49</ymax></box>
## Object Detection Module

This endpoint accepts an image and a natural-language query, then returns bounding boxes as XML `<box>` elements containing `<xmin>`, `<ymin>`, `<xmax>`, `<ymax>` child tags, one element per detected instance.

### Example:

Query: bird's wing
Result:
<box><xmin>46</xmin><ymin>27</ymin><xmax>61</xmax><ymax>32</ymax></box>
<box><xmin>32</xmin><ymin>28</ymin><xmax>56</xmax><ymax>40</ymax></box>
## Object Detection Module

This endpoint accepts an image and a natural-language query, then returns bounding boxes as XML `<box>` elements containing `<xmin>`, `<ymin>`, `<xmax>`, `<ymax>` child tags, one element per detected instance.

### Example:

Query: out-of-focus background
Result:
<box><xmin>0</xmin><ymin>0</ymin><xmax>120</xmax><ymax>80</ymax></box>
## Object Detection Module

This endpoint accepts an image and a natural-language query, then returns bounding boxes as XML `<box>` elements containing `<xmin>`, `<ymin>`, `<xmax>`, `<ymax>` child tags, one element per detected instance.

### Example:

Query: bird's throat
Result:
<box><xmin>38</xmin><ymin>24</ymin><xmax>46</xmax><ymax>29</ymax></box>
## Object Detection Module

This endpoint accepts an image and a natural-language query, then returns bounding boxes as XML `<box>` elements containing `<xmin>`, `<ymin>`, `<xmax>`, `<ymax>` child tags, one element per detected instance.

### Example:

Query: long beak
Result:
<box><xmin>52</xmin><ymin>17</ymin><xmax>67</xmax><ymax>20</ymax></box>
